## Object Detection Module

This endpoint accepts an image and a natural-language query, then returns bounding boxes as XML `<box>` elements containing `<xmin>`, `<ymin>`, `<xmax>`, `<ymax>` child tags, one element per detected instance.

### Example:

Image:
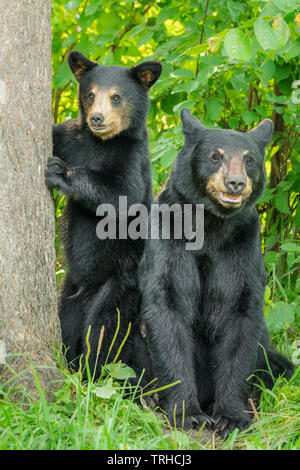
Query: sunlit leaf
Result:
<box><xmin>254</xmin><ymin>19</ymin><xmax>280</xmax><ymax>50</ymax></box>
<box><xmin>224</xmin><ymin>30</ymin><xmax>252</xmax><ymax>60</ymax></box>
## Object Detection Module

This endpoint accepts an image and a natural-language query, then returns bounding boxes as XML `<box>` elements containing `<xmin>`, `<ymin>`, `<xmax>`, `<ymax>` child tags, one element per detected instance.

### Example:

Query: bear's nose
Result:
<box><xmin>90</xmin><ymin>113</ymin><xmax>105</xmax><ymax>127</ymax></box>
<box><xmin>224</xmin><ymin>176</ymin><xmax>246</xmax><ymax>194</ymax></box>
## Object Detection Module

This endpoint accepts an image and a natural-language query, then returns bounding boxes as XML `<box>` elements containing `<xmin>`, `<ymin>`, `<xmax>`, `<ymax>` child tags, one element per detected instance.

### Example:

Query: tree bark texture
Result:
<box><xmin>0</xmin><ymin>0</ymin><xmax>62</xmax><ymax>398</ymax></box>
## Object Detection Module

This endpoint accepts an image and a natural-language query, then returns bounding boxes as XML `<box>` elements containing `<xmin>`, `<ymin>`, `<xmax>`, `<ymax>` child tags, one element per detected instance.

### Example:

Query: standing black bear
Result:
<box><xmin>138</xmin><ymin>109</ymin><xmax>294</xmax><ymax>437</ymax></box>
<box><xmin>46</xmin><ymin>51</ymin><xmax>161</xmax><ymax>379</ymax></box>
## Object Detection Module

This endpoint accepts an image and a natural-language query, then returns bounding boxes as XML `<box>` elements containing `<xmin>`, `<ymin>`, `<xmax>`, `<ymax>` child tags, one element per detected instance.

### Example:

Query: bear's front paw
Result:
<box><xmin>45</xmin><ymin>156</ymin><xmax>69</xmax><ymax>193</ymax></box>
<box><xmin>212</xmin><ymin>412</ymin><xmax>251</xmax><ymax>439</ymax></box>
<box><xmin>167</xmin><ymin>410</ymin><xmax>215</xmax><ymax>431</ymax></box>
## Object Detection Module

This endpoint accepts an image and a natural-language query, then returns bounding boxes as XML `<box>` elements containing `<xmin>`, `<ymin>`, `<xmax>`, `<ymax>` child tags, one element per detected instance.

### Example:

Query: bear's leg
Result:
<box><xmin>59</xmin><ymin>274</ymin><xmax>86</xmax><ymax>371</ymax></box>
<box><xmin>195</xmin><ymin>334</ymin><xmax>215</xmax><ymax>412</ymax></box>
<box><xmin>210</xmin><ymin>315</ymin><xmax>259</xmax><ymax>438</ymax></box>
<box><xmin>142</xmin><ymin>311</ymin><xmax>214</xmax><ymax>430</ymax></box>
<box><xmin>82</xmin><ymin>276</ymin><xmax>139</xmax><ymax>381</ymax></box>
<box><xmin>128</xmin><ymin>321</ymin><xmax>156</xmax><ymax>388</ymax></box>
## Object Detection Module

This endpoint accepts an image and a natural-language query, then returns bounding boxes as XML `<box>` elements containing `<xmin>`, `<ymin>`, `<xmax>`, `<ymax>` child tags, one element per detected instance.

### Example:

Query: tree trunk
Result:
<box><xmin>0</xmin><ymin>0</ymin><xmax>62</xmax><ymax>398</ymax></box>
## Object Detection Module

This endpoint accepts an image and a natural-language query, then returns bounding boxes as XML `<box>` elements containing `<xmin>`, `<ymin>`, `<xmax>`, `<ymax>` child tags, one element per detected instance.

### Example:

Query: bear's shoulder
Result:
<box><xmin>53</xmin><ymin>119</ymin><xmax>82</xmax><ymax>144</ymax></box>
<box><xmin>52</xmin><ymin>119</ymin><xmax>89</xmax><ymax>162</ymax></box>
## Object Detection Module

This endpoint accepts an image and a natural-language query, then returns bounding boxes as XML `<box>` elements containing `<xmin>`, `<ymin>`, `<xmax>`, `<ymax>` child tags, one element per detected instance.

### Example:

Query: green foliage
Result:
<box><xmin>0</xmin><ymin>359</ymin><xmax>191</xmax><ymax>450</ymax></box>
<box><xmin>0</xmin><ymin>351</ymin><xmax>299</xmax><ymax>450</ymax></box>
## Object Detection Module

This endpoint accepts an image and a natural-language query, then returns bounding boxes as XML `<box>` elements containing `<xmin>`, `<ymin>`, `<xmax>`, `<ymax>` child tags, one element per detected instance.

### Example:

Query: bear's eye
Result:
<box><xmin>111</xmin><ymin>94</ymin><xmax>121</xmax><ymax>105</ymax></box>
<box><xmin>245</xmin><ymin>156</ymin><xmax>254</xmax><ymax>165</ymax></box>
<box><xmin>87</xmin><ymin>92</ymin><xmax>95</xmax><ymax>103</ymax></box>
<box><xmin>210</xmin><ymin>152</ymin><xmax>222</xmax><ymax>163</ymax></box>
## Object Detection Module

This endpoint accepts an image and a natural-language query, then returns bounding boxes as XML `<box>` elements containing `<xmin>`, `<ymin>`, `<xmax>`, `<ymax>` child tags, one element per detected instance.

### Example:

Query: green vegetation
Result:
<box><xmin>0</xmin><ymin>351</ymin><xmax>299</xmax><ymax>450</ymax></box>
<box><xmin>1</xmin><ymin>0</ymin><xmax>299</xmax><ymax>451</ymax></box>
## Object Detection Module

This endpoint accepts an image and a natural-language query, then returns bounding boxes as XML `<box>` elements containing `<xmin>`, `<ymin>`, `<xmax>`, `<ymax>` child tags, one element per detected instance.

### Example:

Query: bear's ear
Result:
<box><xmin>131</xmin><ymin>61</ymin><xmax>162</xmax><ymax>91</ymax></box>
<box><xmin>68</xmin><ymin>51</ymin><xmax>98</xmax><ymax>81</ymax></box>
<box><xmin>247</xmin><ymin>119</ymin><xmax>274</xmax><ymax>151</ymax></box>
<box><xmin>180</xmin><ymin>108</ymin><xmax>207</xmax><ymax>136</ymax></box>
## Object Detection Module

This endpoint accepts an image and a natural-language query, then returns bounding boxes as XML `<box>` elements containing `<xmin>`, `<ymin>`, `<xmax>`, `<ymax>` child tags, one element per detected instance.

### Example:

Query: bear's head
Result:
<box><xmin>68</xmin><ymin>51</ymin><xmax>162</xmax><ymax>140</ymax></box>
<box><xmin>174</xmin><ymin>109</ymin><xmax>273</xmax><ymax>218</ymax></box>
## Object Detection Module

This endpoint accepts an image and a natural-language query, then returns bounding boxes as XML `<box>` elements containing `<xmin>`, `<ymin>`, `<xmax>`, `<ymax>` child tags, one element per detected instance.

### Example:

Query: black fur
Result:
<box><xmin>138</xmin><ymin>109</ymin><xmax>294</xmax><ymax>437</ymax></box>
<box><xmin>45</xmin><ymin>52</ymin><xmax>161</xmax><ymax>379</ymax></box>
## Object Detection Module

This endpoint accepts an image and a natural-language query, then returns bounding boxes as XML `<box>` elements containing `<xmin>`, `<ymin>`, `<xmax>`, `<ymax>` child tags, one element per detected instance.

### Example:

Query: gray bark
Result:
<box><xmin>0</xmin><ymin>0</ymin><xmax>62</xmax><ymax>398</ymax></box>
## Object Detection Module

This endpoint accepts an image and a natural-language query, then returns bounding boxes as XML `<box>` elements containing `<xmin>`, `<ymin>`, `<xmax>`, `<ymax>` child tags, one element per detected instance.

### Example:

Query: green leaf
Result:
<box><xmin>265</xmin><ymin>235</ymin><xmax>277</xmax><ymax>248</ymax></box>
<box><xmin>294</xmin><ymin>205</ymin><xmax>300</xmax><ymax>229</ymax></box>
<box><xmin>254</xmin><ymin>19</ymin><xmax>280</xmax><ymax>50</ymax></box>
<box><xmin>228</xmin><ymin>116</ymin><xmax>240</xmax><ymax>129</ymax></box>
<box><xmin>161</xmin><ymin>94</ymin><xmax>185</xmax><ymax>114</ymax></box>
<box><xmin>98</xmin><ymin>11</ymin><xmax>120</xmax><ymax>33</ymax></box>
<box><xmin>226</xmin><ymin>1</ymin><xmax>246</xmax><ymax>20</ymax></box>
<box><xmin>156</xmin><ymin>6</ymin><xmax>179</xmax><ymax>24</ymax></box>
<box><xmin>137</xmin><ymin>31</ymin><xmax>153</xmax><ymax>47</ymax></box>
<box><xmin>75</xmin><ymin>37</ymin><xmax>94</xmax><ymax>57</ymax></box>
<box><xmin>92</xmin><ymin>379</ymin><xmax>117</xmax><ymax>399</ymax></box>
<box><xmin>231</xmin><ymin>73</ymin><xmax>248</xmax><ymax>93</ymax></box>
<box><xmin>284</xmin><ymin>38</ymin><xmax>300</xmax><ymax>61</ymax></box>
<box><xmin>254</xmin><ymin>105</ymin><xmax>269</xmax><ymax>118</ymax></box>
<box><xmin>260</xmin><ymin>1</ymin><xmax>281</xmax><ymax>18</ymax></box>
<box><xmin>196</xmin><ymin>65</ymin><xmax>215</xmax><ymax>84</ymax></box>
<box><xmin>281</xmin><ymin>242</ymin><xmax>300</xmax><ymax>253</ymax></box>
<box><xmin>53</xmin><ymin>62</ymin><xmax>73</xmax><ymax>88</ymax></box>
<box><xmin>264</xmin><ymin>250</ymin><xmax>278</xmax><ymax>270</ymax></box>
<box><xmin>224</xmin><ymin>30</ymin><xmax>252</xmax><ymax>61</ymax></box>
<box><xmin>96</xmin><ymin>34</ymin><xmax>115</xmax><ymax>46</ymax></box>
<box><xmin>61</xmin><ymin>33</ymin><xmax>77</xmax><ymax>48</ymax></box>
<box><xmin>85</xmin><ymin>3</ymin><xmax>100</xmax><ymax>16</ymax></box>
<box><xmin>271</xmin><ymin>0</ymin><xmax>296</xmax><ymax>12</ymax></box>
<box><xmin>104</xmin><ymin>363</ymin><xmax>137</xmax><ymax>380</ymax></box>
<box><xmin>130</xmin><ymin>24</ymin><xmax>146</xmax><ymax>38</ymax></box>
<box><xmin>275</xmin><ymin>64</ymin><xmax>291</xmax><ymax>83</ymax></box>
<box><xmin>171</xmin><ymin>68</ymin><xmax>195</xmax><ymax>79</ymax></box>
<box><xmin>272</xmin><ymin>15</ymin><xmax>290</xmax><ymax>47</ymax></box>
<box><xmin>160</xmin><ymin>149</ymin><xmax>177</xmax><ymax>169</ymax></box>
<box><xmin>278</xmin><ymin>77</ymin><xmax>293</xmax><ymax>95</ymax></box>
<box><xmin>257</xmin><ymin>188</ymin><xmax>274</xmax><ymax>204</ymax></box>
<box><xmin>260</xmin><ymin>61</ymin><xmax>276</xmax><ymax>81</ymax></box>
<box><xmin>171</xmin><ymin>81</ymin><xmax>197</xmax><ymax>95</ymax></box>
<box><xmin>274</xmin><ymin>106</ymin><xmax>284</xmax><ymax>114</ymax></box>
<box><xmin>173</xmin><ymin>99</ymin><xmax>196</xmax><ymax>113</ymax></box>
<box><xmin>184</xmin><ymin>42</ymin><xmax>208</xmax><ymax>57</ymax></box>
<box><xmin>266</xmin><ymin>302</ymin><xmax>295</xmax><ymax>332</ymax></box>
<box><xmin>292</xmin><ymin>80</ymin><xmax>300</xmax><ymax>105</ymax></box>
<box><xmin>206</xmin><ymin>99</ymin><xmax>223</xmax><ymax>122</ymax></box>
<box><xmin>64</xmin><ymin>0</ymin><xmax>81</xmax><ymax>12</ymax></box>
<box><xmin>274</xmin><ymin>190</ymin><xmax>290</xmax><ymax>214</ymax></box>
<box><xmin>242</xmin><ymin>110</ymin><xmax>258</xmax><ymax>125</ymax></box>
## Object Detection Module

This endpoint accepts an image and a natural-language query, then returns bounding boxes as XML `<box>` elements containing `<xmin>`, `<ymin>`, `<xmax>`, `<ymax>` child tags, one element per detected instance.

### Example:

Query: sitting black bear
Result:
<box><xmin>138</xmin><ymin>109</ymin><xmax>294</xmax><ymax>437</ymax></box>
<box><xmin>46</xmin><ymin>51</ymin><xmax>161</xmax><ymax>379</ymax></box>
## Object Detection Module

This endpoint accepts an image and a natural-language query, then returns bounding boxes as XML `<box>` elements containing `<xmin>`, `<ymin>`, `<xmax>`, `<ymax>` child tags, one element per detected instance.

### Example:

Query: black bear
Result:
<box><xmin>138</xmin><ymin>109</ymin><xmax>294</xmax><ymax>437</ymax></box>
<box><xmin>46</xmin><ymin>51</ymin><xmax>162</xmax><ymax>379</ymax></box>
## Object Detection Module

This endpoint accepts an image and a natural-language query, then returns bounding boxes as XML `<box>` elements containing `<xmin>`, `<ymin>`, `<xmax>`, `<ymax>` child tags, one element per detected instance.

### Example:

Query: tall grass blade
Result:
<box><xmin>105</xmin><ymin>308</ymin><xmax>120</xmax><ymax>365</ymax></box>
<box><xmin>113</xmin><ymin>321</ymin><xmax>131</xmax><ymax>364</ymax></box>
<box><xmin>92</xmin><ymin>325</ymin><xmax>105</xmax><ymax>382</ymax></box>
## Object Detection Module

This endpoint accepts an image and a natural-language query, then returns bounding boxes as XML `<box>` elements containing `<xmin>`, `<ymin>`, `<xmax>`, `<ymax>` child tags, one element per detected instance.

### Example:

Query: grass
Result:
<box><xmin>1</xmin><ymin>270</ymin><xmax>299</xmax><ymax>451</ymax></box>
<box><xmin>0</xmin><ymin>359</ymin><xmax>203</xmax><ymax>450</ymax></box>
<box><xmin>0</xmin><ymin>345</ymin><xmax>299</xmax><ymax>450</ymax></box>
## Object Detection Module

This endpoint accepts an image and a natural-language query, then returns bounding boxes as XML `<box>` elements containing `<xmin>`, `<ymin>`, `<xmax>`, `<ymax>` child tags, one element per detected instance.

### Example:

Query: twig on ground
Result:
<box><xmin>248</xmin><ymin>397</ymin><xmax>268</xmax><ymax>445</ymax></box>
